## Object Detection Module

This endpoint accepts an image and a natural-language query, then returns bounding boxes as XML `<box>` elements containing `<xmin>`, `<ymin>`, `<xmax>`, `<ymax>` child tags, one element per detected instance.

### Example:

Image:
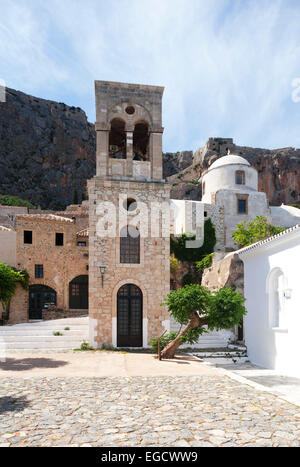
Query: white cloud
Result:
<box><xmin>0</xmin><ymin>0</ymin><xmax>300</xmax><ymax>151</ymax></box>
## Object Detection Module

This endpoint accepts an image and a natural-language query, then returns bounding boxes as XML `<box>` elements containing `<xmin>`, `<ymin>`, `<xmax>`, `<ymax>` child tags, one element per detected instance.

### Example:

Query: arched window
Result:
<box><xmin>133</xmin><ymin>122</ymin><xmax>149</xmax><ymax>161</ymax></box>
<box><xmin>268</xmin><ymin>268</ymin><xmax>285</xmax><ymax>328</ymax></box>
<box><xmin>120</xmin><ymin>225</ymin><xmax>140</xmax><ymax>264</ymax></box>
<box><xmin>202</xmin><ymin>181</ymin><xmax>206</xmax><ymax>195</ymax></box>
<box><xmin>236</xmin><ymin>170</ymin><xmax>245</xmax><ymax>185</ymax></box>
<box><xmin>109</xmin><ymin>118</ymin><xmax>126</xmax><ymax>159</ymax></box>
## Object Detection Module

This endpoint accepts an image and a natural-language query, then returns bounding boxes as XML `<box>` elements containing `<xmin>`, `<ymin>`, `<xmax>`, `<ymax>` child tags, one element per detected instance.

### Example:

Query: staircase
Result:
<box><xmin>0</xmin><ymin>317</ymin><xmax>89</xmax><ymax>351</ymax></box>
<box><xmin>192</xmin><ymin>345</ymin><xmax>249</xmax><ymax>365</ymax></box>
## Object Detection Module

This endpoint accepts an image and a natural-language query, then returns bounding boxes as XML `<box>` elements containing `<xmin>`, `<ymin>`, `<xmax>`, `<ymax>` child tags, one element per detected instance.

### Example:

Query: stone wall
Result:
<box><xmin>0</xmin><ymin>284</ymin><xmax>29</xmax><ymax>325</ymax></box>
<box><xmin>15</xmin><ymin>214</ymin><xmax>89</xmax><ymax>317</ymax></box>
<box><xmin>88</xmin><ymin>178</ymin><xmax>171</xmax><ymax>348</ymax></box>
<box><xmin>42</xmin><ymin>306</ymin><xmax>87</xmax><ymax>321</ymax></box>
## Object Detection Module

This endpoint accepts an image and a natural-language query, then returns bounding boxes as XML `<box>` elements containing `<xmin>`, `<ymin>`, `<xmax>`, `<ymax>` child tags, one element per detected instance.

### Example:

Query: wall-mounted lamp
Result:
<box><xmin>99</xmin><ymin>265</ymin><xmax>107</xmax><ymax>287</ymax></box>
<box><xmin>283</xmin><ymin>289</ymin><xmax>292</xmax><ymax>299</ymax></box>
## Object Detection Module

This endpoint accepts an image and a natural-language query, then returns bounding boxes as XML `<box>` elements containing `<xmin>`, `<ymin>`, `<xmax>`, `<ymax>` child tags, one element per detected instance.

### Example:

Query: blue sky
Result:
<box><xmin>1</xmin><ymin>0</ymin><xmax>300</xmax><ymax>152</ymax></box>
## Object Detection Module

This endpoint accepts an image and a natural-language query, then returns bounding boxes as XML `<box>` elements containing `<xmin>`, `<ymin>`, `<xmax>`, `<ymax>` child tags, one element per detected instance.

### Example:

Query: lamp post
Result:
<box><xmin>99</xmin><ymin>265</ymin><xmax>107</xmax><ymax>287</ymax></box>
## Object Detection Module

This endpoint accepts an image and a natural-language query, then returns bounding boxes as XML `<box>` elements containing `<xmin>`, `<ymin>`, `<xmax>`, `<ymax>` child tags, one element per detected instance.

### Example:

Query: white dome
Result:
<box><xmin>208</xmin><ymin>154</ymin><xmax>250</xmax><ymax>170</ymax></box>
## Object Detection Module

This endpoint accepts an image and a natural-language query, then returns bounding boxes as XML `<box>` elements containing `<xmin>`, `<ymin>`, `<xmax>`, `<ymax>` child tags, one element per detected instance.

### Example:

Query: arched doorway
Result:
<box><xmin>69</xmin><ymin>275</ymin><xmax>88</xmax><ymax>310</ymax></box>
<box><xmin>29</xmin><ymin>285</ymin><xmax>57</xmax><ymax>320</ymax></box>
<box><xmin>117</xmin><ymin>284</ymin><xmax>143</xmax><ymax>347</ymax></box>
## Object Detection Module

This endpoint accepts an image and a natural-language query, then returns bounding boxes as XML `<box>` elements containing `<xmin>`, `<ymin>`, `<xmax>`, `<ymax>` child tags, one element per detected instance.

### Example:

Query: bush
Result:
<box><xmin>196</xmin><ymin>253</ymin><xmax>213</xmax><ymax>273</ymax></box>
<box><xmin>171</xmin><ymin>218</ymin><xmax>216</xmax><ymax>263</ymax></box>
<box><xmin>150</xmin><ymin>332</ymin><xmax>178</xmax><ymax>353</ymax></box>
<box><xmin>232</xmin><ymin>216</ymin><xmax>285</xmax><ymax>247</ymax></box>
<box><xmin>0</xmin><ymin>195</ymin><xmax>36</xmax><ymax>209</ymax></box>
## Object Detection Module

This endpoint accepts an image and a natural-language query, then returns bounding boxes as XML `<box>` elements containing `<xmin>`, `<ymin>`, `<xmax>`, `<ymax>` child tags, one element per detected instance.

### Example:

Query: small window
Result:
<box><xmin>236</xmin><ymin>171</ymin><xmax>245</xmax><ymax>185</ymax></box>
<box><xmin>202</xmin><ymin>181</ymin><xmax>206</xmax><ymax>195</ymax></box>
<box><xmin>77</xmin><ymin>241</ymin><xmax>86</xmax><ymax>247</ymax></box>
<box><xmin>55</xmin><ymin>233</ymin><xmax>64</xmax><ymax>246</ymax></box>
<box><xmin>123</xmin><ymin>198</ymin><xmax>137</xmax><ymax>212</ymax></box>
<box><xmin>238</xmin><ymin>199</ymin><xmax>247</xmax><ymax>214</ymax></box>
<box><xmin>204</xmin><ymin>211</ymin><xmax>208</xmax><ymax>218</ymax></box>
<box><xmin>24</xmin><ymin>230</ymin><xmax>32</xmax><ymax>244</ymax></box>
<box><xmin>35</xmin><ymin>264</ymin><xmax>43</xmax><ymax>279</ymax></box>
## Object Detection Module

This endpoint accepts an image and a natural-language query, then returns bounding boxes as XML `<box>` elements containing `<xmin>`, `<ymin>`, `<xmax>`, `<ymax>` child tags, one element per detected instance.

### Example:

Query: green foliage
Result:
<box><xmin>288</xmin><ymin>204</ymin><xmax>300</xmax><ymax>209</ymax></box>
<box><xmin>0</xmin><ymin>263</ymin><xmax>29</xmax><ymax>309</ymax></box>
<box><xmin>0</xmin><ymin>195</ymin><xmax>36</xmax><ymax>209</ymax></box>
<box><xmin>232</xmin><ymin>216</ymin><xmax>285</xmax><ymax>247</ymax></box>
<box><xmin>207</xmin><ymin>287</ymin><xmax>246</xmax><ymax>330</ymax></box>
<box><xmin>163</xmin><ymin>284</ymin><xmax>247</xmax><ymax>334</ymax></box>
<box><xmin>170</xmin><ymin>255</ymin><xmax>181</xmax><ymax>274</ymax></box>
<box><xmin>150</xmin><ymin>331</ymin><xmax>178</xmax><ymax>353</ymax></box>
<box><xmin>53</xmin><ymin>331</ymin><xmax>63</xmax><ymax>336</ymax></box>
<box><xmin>196</xmin><ymin>253</ymin><xmax>214</xmax><ymax>273</ymax></box>
<box><xmin>72</xmin><ymin>188</ymin><xmax>79</xmax><ymax>205</ymax></box>
<box><xmin>64</xmin><ymin>327</ymin><xmax>70</xmax><ymax>331</ymax></box>
<box><xmin>162</xmin><ymin>284</ymin><xmax>211</xmax><ymax>325</ymax></box>
<box><xmin>78</xmin><ymin>341</ymin><xmax>94</xmax><ymax>351</ymax></box>
<box><xmin>170</xmin><ymin>218</ymin><xmax>216</xmax><ymax>263</ymax></box>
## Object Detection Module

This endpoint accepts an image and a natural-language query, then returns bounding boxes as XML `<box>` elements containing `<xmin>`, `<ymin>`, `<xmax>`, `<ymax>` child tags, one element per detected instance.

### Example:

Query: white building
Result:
<box><xmin>200</xmin><ymin>153</ymin><xmax>271</xmax><ymax>250</ymax></box>
<box><xmin>238</xmin><ymin>225</ymin><xmax>300</xmax><ymax>378</ymax></box>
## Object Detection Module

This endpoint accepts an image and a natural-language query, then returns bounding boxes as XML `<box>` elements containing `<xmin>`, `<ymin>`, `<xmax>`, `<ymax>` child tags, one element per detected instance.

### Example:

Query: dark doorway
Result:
<box><xmin>69</xmin><ymin>275</ymin><xmax>88</xmax><ymax>310</ymax></box>
<box><xmin>117</xmin><ymin>284</ymin><xmax>143</xmax><ymax>347</ymax></box>
<box><xmin>29</xmin><ymin>285</ymin><xmax>57</xmax><ymax>320</ymax></box>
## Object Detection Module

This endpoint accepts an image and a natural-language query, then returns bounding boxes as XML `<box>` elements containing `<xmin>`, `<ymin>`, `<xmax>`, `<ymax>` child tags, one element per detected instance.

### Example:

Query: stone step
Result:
<box><xmin>3</xmin><ymin>341</ymin><xmax>86</xmax><ymax>350</ymax></box>
<box><xmin>0</xmin><ymin>328</ymin><xmax>88</xmax><ymax>335</ymax></box>
<box><xmin>0</xmin><ymin>334</ymin><xmax>88</xmax><ymax>342</ymax></box>
<box><xmin>192</xmin><ymin>348</ymin><xmax>249</xmax><ymax>365</ymax></box>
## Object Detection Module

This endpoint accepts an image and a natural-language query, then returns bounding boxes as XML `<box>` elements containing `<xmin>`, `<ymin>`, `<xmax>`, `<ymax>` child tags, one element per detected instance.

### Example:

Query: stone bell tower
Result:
<box><xmin>88</xmin><ymin>81</ymin><xmax>170</xmax><ymax>348</ymax></box>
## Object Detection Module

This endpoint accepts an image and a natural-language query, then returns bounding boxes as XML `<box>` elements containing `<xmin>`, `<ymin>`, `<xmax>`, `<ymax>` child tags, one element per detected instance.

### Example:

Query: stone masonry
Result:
<box><xmin>88</xmin><ymin>81</ymin><xmax>170</xmax><ymax>348</ymax></box>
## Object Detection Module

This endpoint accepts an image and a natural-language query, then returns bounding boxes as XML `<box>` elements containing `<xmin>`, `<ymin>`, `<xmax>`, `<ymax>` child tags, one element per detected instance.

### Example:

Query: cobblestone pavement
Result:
<box><xmin>0</xmin><ymin>376</ymin><xmax>299</xmax><ymax>447</ymax></box>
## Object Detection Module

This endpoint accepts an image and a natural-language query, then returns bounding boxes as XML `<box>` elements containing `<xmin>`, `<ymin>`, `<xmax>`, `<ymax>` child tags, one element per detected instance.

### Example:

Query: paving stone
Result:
<box><xmin>0</xmin><ymin>376</ymin><xmax>299</xmax><ymax>447</ymax></box>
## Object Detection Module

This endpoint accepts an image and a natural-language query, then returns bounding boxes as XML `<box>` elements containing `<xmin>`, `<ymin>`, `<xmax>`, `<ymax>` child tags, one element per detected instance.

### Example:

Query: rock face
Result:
<box><xmin>202</xmin><ymin>253</ymin><xmax>244</xmax><ymax>294</ymax></box>
<box><xmin>0</xmin><ymin>88</ymin><xmax>96</xmax><ymax>209</ymax></box>
<box><xmin>170</xmin><ymin>137</ymin><xmax>300</xmax><ymax>206</ymax></box>
<box><xmin>1</xmin><ymin>90</ymin><xmax>299</xmax><ymax>209</ymax></box>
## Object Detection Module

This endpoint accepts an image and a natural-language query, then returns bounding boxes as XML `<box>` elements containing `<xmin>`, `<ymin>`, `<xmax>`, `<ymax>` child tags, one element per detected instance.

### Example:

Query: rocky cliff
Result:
<box><xmin>0</xmin><ymin>88</ymin><xmax>96</xmax><ymax>209</ymax></box>
<box><xmin>1</xmin><ymin>90</ymin><xmax>299</xmax><ymax>209</ymax></box>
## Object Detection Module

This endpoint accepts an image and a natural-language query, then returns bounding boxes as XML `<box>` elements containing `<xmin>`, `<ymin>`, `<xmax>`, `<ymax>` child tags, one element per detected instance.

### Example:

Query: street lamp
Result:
<box><xmin>99</xmin><ymin>265</ymin><xmax>107</xmax><ymax>287</ymax></box>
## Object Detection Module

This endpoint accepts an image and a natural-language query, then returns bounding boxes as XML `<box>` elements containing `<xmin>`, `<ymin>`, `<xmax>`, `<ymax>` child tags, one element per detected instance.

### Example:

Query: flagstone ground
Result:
<box><xmin>0</xmin><ymin>353</ymin><xmax>299</xmax><ymax>447</ymax></box>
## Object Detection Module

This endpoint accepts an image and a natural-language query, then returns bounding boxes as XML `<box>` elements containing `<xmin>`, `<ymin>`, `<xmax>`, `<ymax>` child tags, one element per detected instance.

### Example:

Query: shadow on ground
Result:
<box><xmin>0</xmin><ymin>396</ymin><xmax>30</xmax><ymax>414</ymax></box>
<box><xmin>0</xmin><ymin>358</ymin><xmax>68</xmax><ymax>372</ymax></box>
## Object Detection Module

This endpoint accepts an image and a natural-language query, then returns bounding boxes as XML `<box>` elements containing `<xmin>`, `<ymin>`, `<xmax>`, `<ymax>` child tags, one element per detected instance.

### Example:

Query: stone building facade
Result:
<box><xmin>15</xmin><ymin>214</ymin><xmax>89</xmax><ymax>321</ymax></box>
<box><xmin>88</xmin><ymin>81</ymin><xmax>170</xmax><ymax>348</ymax></box>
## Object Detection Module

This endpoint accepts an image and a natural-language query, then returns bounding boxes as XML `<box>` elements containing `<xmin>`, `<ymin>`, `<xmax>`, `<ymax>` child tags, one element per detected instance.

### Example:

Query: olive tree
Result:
<box><xmin>160</xmin><ymin>284</ymin><xmax>246</xmax><ymax>359</ymax></box>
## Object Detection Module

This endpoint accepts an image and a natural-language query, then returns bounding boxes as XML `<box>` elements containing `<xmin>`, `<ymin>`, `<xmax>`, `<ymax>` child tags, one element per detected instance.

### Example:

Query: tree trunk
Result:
<box><xmin>160</xmin><ymin>312</ymin><xmax>208</xmax><ymax>359</ymax></box>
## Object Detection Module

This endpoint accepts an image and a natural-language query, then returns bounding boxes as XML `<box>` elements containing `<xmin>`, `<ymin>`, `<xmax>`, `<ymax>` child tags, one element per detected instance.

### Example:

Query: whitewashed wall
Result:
<box><xmin>240</xmin><ymin>229</ymin><xmax>300</xmax><ymax>377</ymax></box>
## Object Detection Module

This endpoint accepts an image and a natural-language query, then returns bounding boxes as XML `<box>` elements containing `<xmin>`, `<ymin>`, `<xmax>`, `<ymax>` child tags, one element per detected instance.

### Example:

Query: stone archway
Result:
<box><xmin>29</xmin><ymin>285</ymin><xmax>57</xmax><ymax>320</ymax></box>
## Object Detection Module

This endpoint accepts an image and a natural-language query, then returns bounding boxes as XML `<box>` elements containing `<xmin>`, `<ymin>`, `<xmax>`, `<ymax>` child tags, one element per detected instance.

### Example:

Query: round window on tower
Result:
<box><xmin>125</xmin><ymin>106</ymin><xmax>135</xmax><ymax>115</ymax></box>
<box><xmin>123</xmin><ymin>198</ymin><xmax>137</xmax><ymax>212</ymax></box>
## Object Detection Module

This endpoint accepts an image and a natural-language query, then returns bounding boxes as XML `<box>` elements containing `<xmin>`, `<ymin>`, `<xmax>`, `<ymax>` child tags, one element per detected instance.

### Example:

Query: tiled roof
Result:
<box><xmin>16</xmin><ymin>214</ymin><xmax>74</xmax><ymax>223</ymax></box>
<box><xmin>76</xmin><ymin>228</ymin><xmax>89</xmax><ymax>237</ymax></box>
<box><xmin>238</xmin><ymin>224</ymin><xmax>300</xmax><ymax>256</ymax></box>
